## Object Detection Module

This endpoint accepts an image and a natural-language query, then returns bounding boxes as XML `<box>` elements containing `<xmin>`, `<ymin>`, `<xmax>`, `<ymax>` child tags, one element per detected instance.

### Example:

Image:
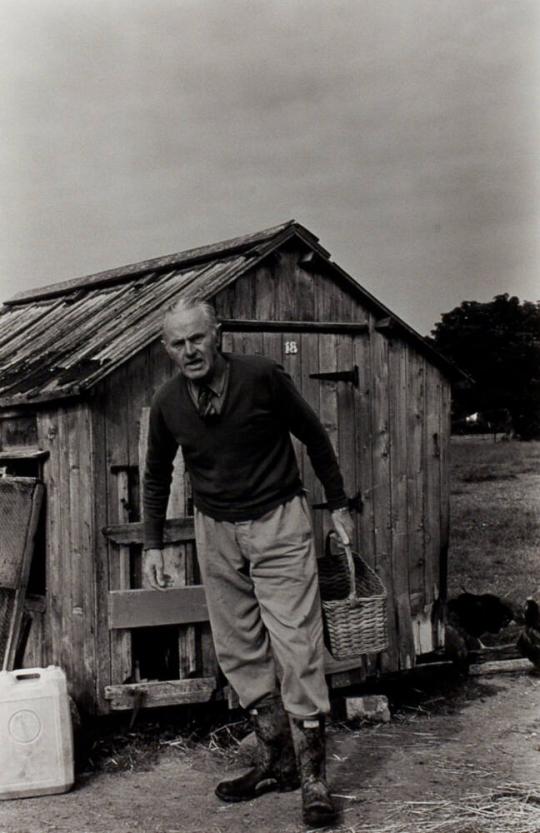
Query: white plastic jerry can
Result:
<box><xmin>0</xmin><ymin>666</ymin><xmax>74</xmax><ymax>800</ymax></box>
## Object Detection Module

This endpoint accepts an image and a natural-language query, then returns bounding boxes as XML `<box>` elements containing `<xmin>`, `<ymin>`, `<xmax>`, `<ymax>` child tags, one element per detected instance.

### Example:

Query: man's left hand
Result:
<box><xmin>330</xmin><ymin>508</ymin><xmax>355</xmax><ymax>546</ymax></box>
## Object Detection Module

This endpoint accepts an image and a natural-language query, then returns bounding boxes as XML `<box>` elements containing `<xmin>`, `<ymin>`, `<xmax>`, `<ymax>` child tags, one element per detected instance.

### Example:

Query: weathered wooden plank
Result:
<box><xmin>300</xmin><ymin>332</ymin><xmax>323</xmax><ymax>547</ymax></box>
<box><xmin>221</xmin><ymin>320</ymin><xmax>369</xmax><ymax>334</ymax></box>
<box><xmin>90</xmin><ymin>389</ymin><xmax>114</xmax><ymax>712</ymax></box>
<box><xmin>189</xmin><ymin>540</ymin><xmax>218</xmax><ymax>679</ymax></box>
<box><xmin>198</xmin><ymin>619</ymin><xmax>219</xmax><ymax>678</ymax></box>
<box><xmin>406</xmin><ymin>353</ymin><xmax>426</xmax><ymax>616</ymax></box>
<box><xmin>353</xmin><ymin>324</ymin><xmax>375</xmax><ymax>567</ymax></box>
<box><xmin>336</xmin><ymin>335</ymin><xmax>356</xmax><ymax>514</ymax></box>
<box><xmin>388</xmin><ymin>341</ymin><xmax>415</xmax><ymax>670</ymax></box>
<box><xmin>58</xmin><ymin>408</ymin><xmax>74</xmax><ymax>672</ymax></box>
<box><xmin>370</xmin><ymin>330</ymin><xmax>397</xmax><ymax>672</ymax></box>
<box><xmin>315</xmin><ymin>271</ymin><xmax>339</xmax><ymax>321</ymax></box>
<box><xmin>172</xmin><ymin>560</ymin><xmax>197</xmax><ymax>676</ymax></box>
<box><xmin>103</xmin><ymin>517</ymin><xmax>195</xmax><ymax>545</ymax></box>
<box><xmin>109</xmin><ymin>468</ymin><xmax>133</xmax><ymax>687</ymax></box>
<box><xmin>253</xmin><ymin>263</ymin><xmax>278</xmax><ymax>320</ymax></box>
<box><xmin>35</xmin><ymin>409</ymin><xmax>67</xmax><ymax>671</ymax></box>
<box><xmin>108</xmin><ymin>586</ymin><xmax>209</xmax><ymax>629</ymax></box>
<box><xmin>0</xmin><ymin>414</ymin><xmax>38</xmax><ymax>448</ymax></box>
<box><xmin>0</xmin><ymin>479</ymin><xmax>43</xmax><ymax>670</ymax></box>
<box><xmin>262</xmin><ymin>331</ymin><xmax>283</xmax><ymax>364</ymax></box>
<box><xmin>424</xmin><ymin>364</ymin><xmax>442</xmax><ymax>609</ymax></box>
<box><xmin>418</xmin><ymin>364</ymin><xmax>443</xmax><ymax>655</ymax></box>
<box><xmin>469</xmin><ymin>658</ymin><xmax>534</xmax><ymax>677</ymax></box>
<box><xmin>0</xmin><ymin>389</ymin><xmax>82</xmax><ymax>409</ymax></box>
<box><xmin>102</xmin><ymin>368</ymin><xmax>135</xmax><ymax>689</ymax></box>
<box><xmin>220</xmin><ymin>331</ymin><xmax>234</xmax><ymax>353</ymax></box>
<box><xmin>469</xmin><ymin>643</ymin><xmax>522</xmax><ymax>663</ymax></box>
<box><xmin>54</xmin><ymin>408</ymin><xmax>75</xmax><ymax>684</ymax></box>
<box><xmin>318</xmin><ymin>334</ymin><xmax>339</xmax><ymax>542</ymax></box>
<box><xmin>274</xmin><ymin>249</ymin><xmax>315</xmax><ymax>321</ymax></box>
<box><xmin>212</xmin><ymin>280</ymin><xmax>234</xmax><ymax>319</ymax></box>
<box><xmin>282</xmin><ymin>330</ymin><xmax>305</xmax><ymax>478</ymax></box>
<box><xmin>35</xmin><ymin>411</ymin><xmax>55</xmax><ymax>671</ymax></box>
<box><xmin>350</xmin><ymin>321</ymin><xmax>378</xmax><ymax>680</ymax></box>
<box><xmin>138</xmin><ymin>406</ymin><xmax>150</xmax><ymax>518</ymax></box>
<box><xmin>238</xmin><ymin>330</ymin><xmax>264</xmax><ymax>357</ymax></box>
<box><xmin>66</xmin><ymin>403</ymin><xmax>98</xmax><ymax>710</ymax></box>
<box><xmin>104</xmin><ymin>677</ymin><xmax>218</xmax><ymax>710</ymax></box>
<box><xmin>0</xmin><ymin>448</ymin><xmax>49</xmax><ymax>462</ymax></box>
<box><xmin>273</xmin><ymin>251</ymin><xmax>297</xmax><ymax>320</ymax></box>
<box><xmin>294</xmin><ymin>256</ymin><xmax>317</xmax><ymax>322</ymax></box>
<box><xmin>21</xmin><ymin>595</ymin><xmax>45</xmax><ymax>668</ymax></box>
<box><xmin>439</xmin><ymin>377</ymin><xmax>451</xmax><ymax>607</ymax></box>
<box><xmin>231</xmin><ymin>271</ymin><xmax>256</xmax><ymax>319</ymax></box>
<box><xmin>333</xmin><ymin>327</ymin><xmax>369</xmax><ymax>688</ymax></box>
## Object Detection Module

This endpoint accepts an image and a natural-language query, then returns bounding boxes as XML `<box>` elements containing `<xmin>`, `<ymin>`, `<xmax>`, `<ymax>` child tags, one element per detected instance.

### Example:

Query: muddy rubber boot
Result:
<box><xmin>289</xmin><ymin>716</ymin><xmax>338</xmax><ymax>828</ymax></box>
<box><xmin>215</xmin><ymin>699</ymin><xmax>300</xmax><ymax>802</ymax></box>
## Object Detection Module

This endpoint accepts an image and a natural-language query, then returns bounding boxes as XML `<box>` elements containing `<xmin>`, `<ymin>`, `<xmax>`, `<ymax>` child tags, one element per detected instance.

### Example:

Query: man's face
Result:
<box><xmin>162</xmin><ymin>307</ymin><xmax>220</xmax><ymax>381</ymax></box>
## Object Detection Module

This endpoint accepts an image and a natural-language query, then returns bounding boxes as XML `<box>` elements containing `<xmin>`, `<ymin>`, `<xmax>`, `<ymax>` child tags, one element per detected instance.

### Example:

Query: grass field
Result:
<box><xmin>448</xmin><ymin>438</ymin><xmax>540</xmax><ymax>605</ymax></box>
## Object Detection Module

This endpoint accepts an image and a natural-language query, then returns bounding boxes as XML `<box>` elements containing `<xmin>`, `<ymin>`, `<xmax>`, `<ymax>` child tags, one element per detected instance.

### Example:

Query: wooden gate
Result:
<box><xmin>103</xmin><ymin>422</ymin><xmax>220</xmax><ymax>710</ymax></box>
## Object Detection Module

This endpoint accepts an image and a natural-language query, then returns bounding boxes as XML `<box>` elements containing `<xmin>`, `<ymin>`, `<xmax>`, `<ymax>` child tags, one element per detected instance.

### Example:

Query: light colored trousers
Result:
<box><xmin>194</xmin><ymin>494</ymin><xmax>330</xmax><ymax>718</ymax></box>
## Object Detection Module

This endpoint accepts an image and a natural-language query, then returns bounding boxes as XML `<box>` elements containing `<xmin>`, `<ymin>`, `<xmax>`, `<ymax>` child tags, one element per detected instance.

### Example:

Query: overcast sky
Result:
<box><xmin>0</xmin><ymin>0</ymin><xmax>538</xmax><ymax>335</ymax></box>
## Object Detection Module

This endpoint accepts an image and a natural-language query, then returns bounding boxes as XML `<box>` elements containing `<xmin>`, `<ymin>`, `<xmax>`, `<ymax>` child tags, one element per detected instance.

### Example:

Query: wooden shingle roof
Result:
<box><xmin>0</xmin><ymin>220</ymin><xmax>462</xmax><ymax>407</ymax></box>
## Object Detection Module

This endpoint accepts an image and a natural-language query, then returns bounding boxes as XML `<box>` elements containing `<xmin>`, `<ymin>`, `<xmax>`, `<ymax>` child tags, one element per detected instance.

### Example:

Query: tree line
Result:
<box><xmin>428</xmin><ymin>294</ymin><xmax>540</xmax><ymax>440</ymax></box>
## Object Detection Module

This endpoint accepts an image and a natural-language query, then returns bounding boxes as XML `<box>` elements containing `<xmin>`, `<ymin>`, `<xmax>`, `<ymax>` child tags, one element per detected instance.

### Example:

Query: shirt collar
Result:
<box><xmin>194</xmin><ymin>353</ymin><xmax>228</xmax><ymax>396</ymax></box>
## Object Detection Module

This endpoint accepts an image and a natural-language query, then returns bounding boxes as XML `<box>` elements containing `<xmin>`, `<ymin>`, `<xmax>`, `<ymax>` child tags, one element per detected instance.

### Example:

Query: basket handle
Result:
<box><xmin>326</xmin><ymin>532</ymin><xmax>357</xmax><ymax>602</ymax></box>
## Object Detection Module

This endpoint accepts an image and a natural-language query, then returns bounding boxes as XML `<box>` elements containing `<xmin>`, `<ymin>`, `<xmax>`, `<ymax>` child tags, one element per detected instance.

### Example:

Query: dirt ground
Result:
<box><xmin>1</xmin><ymin>439</ymin><xmax>539</xmax><ymax>833</ymax></box>
<box><xmin>0</xmin><ymin>667</ymin><xmax>538</xmax><ymax>833</ymax></box>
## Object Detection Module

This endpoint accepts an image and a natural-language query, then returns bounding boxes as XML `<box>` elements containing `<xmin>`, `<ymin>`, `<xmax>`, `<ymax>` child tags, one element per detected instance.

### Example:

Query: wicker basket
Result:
<box><xmin>318</xmin><ymin>533</ymin><xmax>388</xmax><ymax>660</ymax></box>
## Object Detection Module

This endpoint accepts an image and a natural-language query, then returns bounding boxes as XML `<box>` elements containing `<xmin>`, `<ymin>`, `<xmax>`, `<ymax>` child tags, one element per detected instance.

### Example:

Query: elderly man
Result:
<box><xmin>143</xmin><ymin>298</ymin><xmax>354</xmax><ymax>828</ymax></box>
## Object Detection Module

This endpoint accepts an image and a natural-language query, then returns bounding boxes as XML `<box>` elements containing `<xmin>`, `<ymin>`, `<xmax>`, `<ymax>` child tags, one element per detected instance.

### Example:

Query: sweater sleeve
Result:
<box><xmin>271</xmin><ymin>363</ymin><xmax>349</xmax><ymax>510</ymax></box>
<box><xmin>143</xmin><ymin>396</ymin><xmax>179</xmax><ymax>549</ymax></box>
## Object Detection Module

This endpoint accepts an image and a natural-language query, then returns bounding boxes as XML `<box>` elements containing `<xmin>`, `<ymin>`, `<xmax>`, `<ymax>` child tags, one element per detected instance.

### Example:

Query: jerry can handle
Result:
<box><xmin>14</xmin><ymin>669</ymin><xmax>42</xmax><ymax>681</ymax></box>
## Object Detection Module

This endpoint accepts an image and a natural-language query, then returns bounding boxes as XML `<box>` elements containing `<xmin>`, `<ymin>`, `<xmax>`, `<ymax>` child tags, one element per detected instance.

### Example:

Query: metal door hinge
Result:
<box><xmin>309</xmin><ymin>366</ymin><xmax>359</xmax><ymax>386</ymax></box>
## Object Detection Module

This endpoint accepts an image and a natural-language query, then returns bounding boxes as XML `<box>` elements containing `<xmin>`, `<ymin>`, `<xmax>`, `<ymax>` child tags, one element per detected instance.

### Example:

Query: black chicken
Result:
<box><xmin>447</xmin><ymin>592</ymin><xmax>516</xmax><ymax>645</ymax></box>
<box><xmin>445</xmin><ymin>592</ymin><xmax>517</xmax><ymax>670</ymax></box>
<box><xmin>517</xmin><ymin>598</ymin><xmax>540</xmax><ymax>671</ymax></box>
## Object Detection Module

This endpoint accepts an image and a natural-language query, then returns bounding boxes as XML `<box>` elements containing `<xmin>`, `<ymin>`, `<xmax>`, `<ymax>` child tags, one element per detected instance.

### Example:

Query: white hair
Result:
<box><xmin>163</xmin><ymin>298</ymin><xmax>218</xmax><ymax>332</ymax></box>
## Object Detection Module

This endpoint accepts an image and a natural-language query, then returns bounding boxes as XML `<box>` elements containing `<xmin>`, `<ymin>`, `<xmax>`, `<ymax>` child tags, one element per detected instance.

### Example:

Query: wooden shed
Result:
<box><xmin>0</xmin><ymin>221</ymin><xmax>460</xmax><ymax>715</ymax></box>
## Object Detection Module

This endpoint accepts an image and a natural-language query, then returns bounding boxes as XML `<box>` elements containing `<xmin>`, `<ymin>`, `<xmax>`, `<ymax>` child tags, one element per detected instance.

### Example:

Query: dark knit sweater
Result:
<box><xmin>143</xmin><ymin>353</ymin><xmax>348</xmax><ymax>548</ymax></box>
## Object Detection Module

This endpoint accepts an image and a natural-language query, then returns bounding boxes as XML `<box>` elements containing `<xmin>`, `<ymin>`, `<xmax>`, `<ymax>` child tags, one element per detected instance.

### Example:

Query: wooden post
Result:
<box><xmin>110</xmin><ymin>468</ymin><xmax>133</xmax><ymax>685</ymax></box>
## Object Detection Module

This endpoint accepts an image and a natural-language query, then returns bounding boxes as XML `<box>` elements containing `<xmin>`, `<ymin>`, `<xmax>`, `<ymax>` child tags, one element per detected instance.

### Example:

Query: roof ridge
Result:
<box><xmin>6</xmin><ymin>219</ymin><xmax>299</xmax><ymax>307</ymax></box>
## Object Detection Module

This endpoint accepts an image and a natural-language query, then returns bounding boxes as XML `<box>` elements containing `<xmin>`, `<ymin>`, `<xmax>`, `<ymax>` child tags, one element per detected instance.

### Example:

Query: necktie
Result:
<box><xmin>197</xmin><ymin>384</ymin><xmax>214</xmax><ymax>418</ymax></box>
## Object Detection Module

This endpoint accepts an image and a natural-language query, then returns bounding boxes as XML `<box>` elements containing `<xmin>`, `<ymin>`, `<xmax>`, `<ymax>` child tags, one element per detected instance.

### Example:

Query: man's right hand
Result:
<box><xmin>143</xmin><ymin>548</ymin><xmax>172</xmax><ymax>590</ymax></box>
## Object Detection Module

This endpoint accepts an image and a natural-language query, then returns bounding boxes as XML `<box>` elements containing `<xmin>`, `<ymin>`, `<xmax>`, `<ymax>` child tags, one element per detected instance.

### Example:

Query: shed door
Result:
<box><xmin>221</xmin><ymin>327</ymin><xmax>366</xmax><ymax>558</ymax></box>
